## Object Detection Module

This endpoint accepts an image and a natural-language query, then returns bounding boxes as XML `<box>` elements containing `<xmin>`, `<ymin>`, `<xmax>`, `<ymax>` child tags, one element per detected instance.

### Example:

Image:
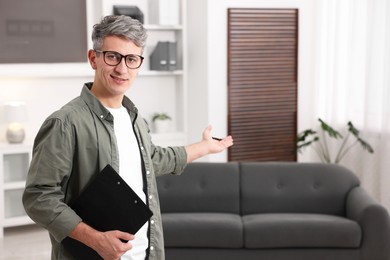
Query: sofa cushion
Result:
<box><xmin>243</xmin><ymin>213</ymin><xmax>361</xmax><ymax>248</ymax></box>
<box><xmin>157</xmin><ymin>162</ymin><xmax>240</xmax><ymax>214</ymax></box>
<box><xmin>240</xmin><ymin>162</ymin><xmax>360</xmax><ymax>215</ymax></box>
<box><xmin>162</xmin><ymin>213</ymin><xmax>243</xmax><ymax>248</ymax></box>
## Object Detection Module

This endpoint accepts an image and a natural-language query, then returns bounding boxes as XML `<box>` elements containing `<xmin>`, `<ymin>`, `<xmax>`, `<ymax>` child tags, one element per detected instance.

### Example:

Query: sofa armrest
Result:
<box><xmin>346</xmin><ymin>186</ymin><xmax>390</xmax><ymax>260</ymax></box>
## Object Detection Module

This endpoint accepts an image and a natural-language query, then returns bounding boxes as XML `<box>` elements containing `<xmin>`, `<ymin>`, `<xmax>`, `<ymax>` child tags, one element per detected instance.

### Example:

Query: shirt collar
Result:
<box><xmin>80</xmin><ymin>82</ymin><xmax>138</xmax><ymax>121</ymax></box>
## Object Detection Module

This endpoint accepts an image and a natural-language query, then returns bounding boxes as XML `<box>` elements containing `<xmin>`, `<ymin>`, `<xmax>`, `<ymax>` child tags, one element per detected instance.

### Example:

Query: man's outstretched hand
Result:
<box><xmin>186</xmin><ymin>125</ymin><xmax>234</xmax><ymax>163</ymax></box>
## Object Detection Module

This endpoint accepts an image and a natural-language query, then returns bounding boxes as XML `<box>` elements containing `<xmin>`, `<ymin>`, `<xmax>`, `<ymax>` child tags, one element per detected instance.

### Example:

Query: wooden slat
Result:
<box><xmin>227</xmin><ymin>8</ymin><xmax>298</xmax><ymax>162</ymax></box>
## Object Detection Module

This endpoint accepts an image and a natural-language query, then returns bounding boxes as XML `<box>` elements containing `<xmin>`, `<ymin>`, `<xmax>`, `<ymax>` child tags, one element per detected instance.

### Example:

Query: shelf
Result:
<box><xmin>139</xmin><ymin>70</ymin><xmax>183</xmax><ymax>76</ymax></box>
<box><xmin>4</xmin><ymin>189</ymin><xmax>27</xmax><ymax>218</ymax></box>
<box><xmin>144</xmin><ymin>24</ymin><xmax>183</xmax><ymax>31</ymax></box>
<box><xmin>151</xmin><ymin>132</ymin><xmax>187</xmax><ymax>146</ymax></box>
<box><xmin>0</xmin><ymin>143</ymin><xmax>32</xmax><ymax>150</ymax></box>
<box><xmin>3</xmin><ymin>215</ymin><xmax>34</xmax><ymax>228</ymax></box>
<box><xmin>0</xmin><ymin>63</ymin><xmax>184</xmax><ymax>79</ymax></box>
<box><xmin>0</xmin><ymin>143</ymin><xmax>32</xmax><ymax>237</ymax></box>
<box><xmin>0</xmin><ymin>63</ymin><xmax>93</xmax><ymax>79</ymax></box>
<box><xmin>1</xmin><ymin>147</ymin><xmax>30</xmax><ymax>183</ymax></box>
<box><xmin>4</xmin><ymin>181</ymin><xmax>26</xmax><ymax>190</ymax></box>
<box><xmin>0</xmin><ymin>28</ymin><xmax>184</xmax><ymax>80</ymax></box>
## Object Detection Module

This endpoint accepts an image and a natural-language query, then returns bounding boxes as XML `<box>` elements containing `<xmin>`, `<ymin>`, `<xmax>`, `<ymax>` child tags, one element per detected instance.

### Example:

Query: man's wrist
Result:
<box><xmin>69</xmin><ymin>221</ymin><xmax>102</xmax><ymax>250</ymax></box>
<box><xmin>185</xmin><ymin>140</ymin><xmax>210</xmax><ymax>163</ymax></box>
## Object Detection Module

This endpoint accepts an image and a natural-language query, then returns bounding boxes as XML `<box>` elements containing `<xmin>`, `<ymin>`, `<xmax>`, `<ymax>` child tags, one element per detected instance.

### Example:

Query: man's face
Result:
<box><xmin>89</xmin><ymin>35</ymin><xmax>143</xmax><ymax>98</ymax></box>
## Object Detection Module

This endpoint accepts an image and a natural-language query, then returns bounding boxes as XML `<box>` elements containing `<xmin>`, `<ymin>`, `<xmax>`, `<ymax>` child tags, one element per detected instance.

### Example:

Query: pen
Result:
<box><xmin>212</xmin><ymin>137</ymin><xmax>223</xmax><ymax>141</ymax></box>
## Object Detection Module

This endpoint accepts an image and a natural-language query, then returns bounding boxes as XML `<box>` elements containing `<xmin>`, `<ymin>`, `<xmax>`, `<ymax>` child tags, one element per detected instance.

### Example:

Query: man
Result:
<box><xmin>22</xmin><ymin>15</ymin><xmax>233</xmax><ymax>260</ymax></box>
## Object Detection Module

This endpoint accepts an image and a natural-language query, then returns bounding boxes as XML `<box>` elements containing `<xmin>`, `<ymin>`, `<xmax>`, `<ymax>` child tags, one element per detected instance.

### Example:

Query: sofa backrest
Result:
<box><xmin>157</xmin><ymin>162</ymin><xmax>240</xmax><ymax>214</ymax></box>
<box><xmin>240</xmin><ymin>162</ymin><xmax>360</xmax><ymax>216</ymax></box>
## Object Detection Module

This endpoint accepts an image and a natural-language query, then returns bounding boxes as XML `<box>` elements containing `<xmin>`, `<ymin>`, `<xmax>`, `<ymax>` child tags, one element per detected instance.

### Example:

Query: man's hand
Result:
<box><xmin>93</xmin><ymin>230</ymin><xmax>134</xmax><ymax>260</ymax></box>
<box><xmin>203</xmin><ymin>125</ymin><xmax>234</xmax><ymax>153</ymax></box>
<box><xmin>185</xmin><ymin>125</ymin><xmax>233</xmax><ymax>162</ymax></box>
<box><xmin>69</xmin><ymin>222</ymin><xmax>134</xmax><ymax>260</ymax></box>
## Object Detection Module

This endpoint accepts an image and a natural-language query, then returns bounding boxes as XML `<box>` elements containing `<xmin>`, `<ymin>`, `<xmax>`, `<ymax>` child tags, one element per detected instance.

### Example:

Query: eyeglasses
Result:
<box><xmin>94</xmin><ymin>50</ymin><xmax>144</xmax><ymax>69</ymax></box>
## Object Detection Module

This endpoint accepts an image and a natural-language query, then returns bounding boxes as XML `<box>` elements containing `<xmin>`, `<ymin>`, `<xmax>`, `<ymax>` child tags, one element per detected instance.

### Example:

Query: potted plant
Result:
<box><xmin>297</xmin><ymin>118</ymin><xmax>374</xmax><ymax>163</ymax></box>
<box><xmin>152</xmin><ymin>113</ymin><xmax>172</xmax><ymax>133</ymax></box>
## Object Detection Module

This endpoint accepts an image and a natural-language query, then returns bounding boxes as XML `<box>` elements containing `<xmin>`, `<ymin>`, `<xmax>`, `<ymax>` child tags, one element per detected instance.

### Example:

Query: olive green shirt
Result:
<box><xmin>22</xmin><ymin>83</ymin><xmax>187</xmax><ymax>260</ymax></box>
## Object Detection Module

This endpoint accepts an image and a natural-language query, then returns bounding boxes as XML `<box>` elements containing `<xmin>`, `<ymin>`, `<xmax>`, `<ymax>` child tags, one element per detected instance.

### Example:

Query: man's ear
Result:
<box><xmin>88</xmin><ymin>49</ymin><xmax>97</xmax><ymax>70</ymax></box>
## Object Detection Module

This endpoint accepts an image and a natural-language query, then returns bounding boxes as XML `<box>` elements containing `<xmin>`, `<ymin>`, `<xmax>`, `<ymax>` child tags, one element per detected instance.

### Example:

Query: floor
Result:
<box><xmin>0</xmin><ymin>225</ymin><xmax>51</xmax><ymax>260</ymax></box>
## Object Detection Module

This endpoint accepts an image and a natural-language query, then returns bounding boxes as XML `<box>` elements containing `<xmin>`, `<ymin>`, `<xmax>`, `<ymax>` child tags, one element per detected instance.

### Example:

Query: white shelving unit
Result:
<box><xmin>0</xmin><ymin>0</ymin><xmax>188</xmax><ymax>147</ymax></box>
<box><xmin>0</xmin><ymin>0</ymin><xmax>187</xmax><ymax>236</ymax></box>
<box><xmin>92</xmin><ymin>0</ymin><xmax>188</xmax><ymax>146</ymax></box>
<box><xmin>0</xmin><ymin>143</ymin><xmax>34</xmax><ymax>238</ymax></box>
<box><xmin>89</xmin><ymin>0</ymin><xmax>188</xmax><ymax>146</ymax></box>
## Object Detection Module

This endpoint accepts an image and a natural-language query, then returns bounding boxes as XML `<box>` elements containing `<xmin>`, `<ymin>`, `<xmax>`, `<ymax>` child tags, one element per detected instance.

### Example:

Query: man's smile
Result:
<box><xmin>110</xmin><ymin>74</ymin><xmax>128</xmax><ymax>83</ymax></box>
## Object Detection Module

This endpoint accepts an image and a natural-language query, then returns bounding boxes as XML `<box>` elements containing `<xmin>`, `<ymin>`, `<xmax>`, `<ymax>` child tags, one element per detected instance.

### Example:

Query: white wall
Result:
<box><xmin>187</xmin><ymin>0</ymin><xmax>318</xmax><ymax>162</ymax></box>
<box><xmin>0</xmin><ymin>0</ymin><xmax>181</xmax><ymax>144</ymax></box>
<box><xmin>0</xmin><ymin>0</ymin><xmax>318</xmax><ymax>158</ymax></box>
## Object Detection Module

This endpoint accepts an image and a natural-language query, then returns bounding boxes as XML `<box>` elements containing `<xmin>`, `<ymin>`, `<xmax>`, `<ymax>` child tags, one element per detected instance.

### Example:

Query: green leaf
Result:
<box><xmin>347</xmin><ymin>121</ymin><xmax>374</xmax><ymax>153</ymax></box>
<box><xmin>347</xmin><ymin>121</ymin><xmax>359</xmax><ymax>137</ymax></box>
<box><xmin>319</xmin><ymin>118</ymin><xmax>343</xmax><ymax>139</ymax></box>
<box><xmin>297</xmin><ymin>129</ymin><xmax>317</xmax><ymax>143</ymax></box>
<box><xmin>296</xmin><ymin>119</ymin><xmax>374</xmax><ymax>163</ymax></box>
<box><xmin>297</xmin><ymin>136</ymin><xmax>319</xmax><ymax>152</ymax></box>
<box><xmin>357</xmin><ymin>137</ymin><xmax>375</xmax><ymax>153</ymax></box>
<box><xmin>152</xmin><ymin>113</ymin><xmax>171</xmax><ymax>122</ymax></box>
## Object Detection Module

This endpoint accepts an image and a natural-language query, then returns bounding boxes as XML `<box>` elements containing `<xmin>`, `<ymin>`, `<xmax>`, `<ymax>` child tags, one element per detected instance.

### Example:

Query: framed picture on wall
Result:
<box><xmin>0</xmin><ymin>0</ymin><xmax>87</xmax><ymax>63</ymax></box>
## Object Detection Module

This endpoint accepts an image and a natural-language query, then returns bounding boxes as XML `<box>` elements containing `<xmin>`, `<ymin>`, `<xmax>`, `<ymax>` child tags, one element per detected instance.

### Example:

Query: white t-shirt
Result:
<box><xmin>106</xmin><ymin>106</ymin><xmax>148</xmax><ymax>260</ymax></box>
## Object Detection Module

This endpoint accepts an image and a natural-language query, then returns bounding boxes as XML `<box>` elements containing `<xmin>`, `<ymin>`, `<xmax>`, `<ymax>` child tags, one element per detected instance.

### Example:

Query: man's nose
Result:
<box><xmin>114</xmin><ymin>57</ymin><xmax>128</xmax><ymax>72</ymax></box>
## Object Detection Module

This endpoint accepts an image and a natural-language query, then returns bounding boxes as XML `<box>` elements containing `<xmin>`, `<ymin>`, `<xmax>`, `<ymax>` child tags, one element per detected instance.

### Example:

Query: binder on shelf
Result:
<box><xmin>150</xmin><ymin>41</ymin><xmax>177</xmax><ymax>71</ymax></box>
<box><xmin>168</xmin><ymin>41</ymin><xmax>177</xmax><ymax>71</ymax></box>
<box><xmin>62</xmin><ymin>164</ymin><xmax>153</xmax><ymax>259</ymax></box>
<box><xmin>113</xmin><ymin>5</ymin><xmax>144</xmax><ymax>24</ymax></box>
<box><xmin>150</xmin><ymin>41</ymin><xmax>168</xmax><ymax>71</ymax></box>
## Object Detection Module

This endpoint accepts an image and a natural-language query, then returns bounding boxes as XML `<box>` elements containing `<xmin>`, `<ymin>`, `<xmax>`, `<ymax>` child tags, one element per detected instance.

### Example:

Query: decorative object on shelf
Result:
<box><xmin>297</xmin><ymin>118</ymin><xmax>374</xmax><ymax>163</ymax></box>
<box><xmin>152</xmin><ymin>113</ymin><xmax>172</xmax><ymax>133</ymax></box>
<box><xmin>113</xmin><ymin>5</ymin><xmax>144</xmax><ymax>24</ymax></box>
<box><xmin>4</xmin><ymin>101</ymin><xmax>28</xmax><ymax>144</ymax></box>
<box><xmin>148</xmin><ymin>0</ymin><xmax>180</xmax><ymax>25</ymax></box>
<box><xmin>150</xmin><ymin>41</ymin><xmax>177</xmax><ymax>71</ymax></box>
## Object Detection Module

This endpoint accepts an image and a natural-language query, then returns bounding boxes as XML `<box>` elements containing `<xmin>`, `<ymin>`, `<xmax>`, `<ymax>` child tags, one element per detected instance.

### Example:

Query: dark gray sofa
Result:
<box><xmin>156</xmin><ymin>162</ymin><xmax>390</xmax><ymax>260</ymax></box>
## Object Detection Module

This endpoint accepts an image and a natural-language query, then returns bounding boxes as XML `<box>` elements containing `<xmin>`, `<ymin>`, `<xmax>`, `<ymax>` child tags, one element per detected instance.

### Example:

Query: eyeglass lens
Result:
<box><xmin>103</xmin><ymin>51</ymin><xmax>143</xmax><ymax>69</ymax></box>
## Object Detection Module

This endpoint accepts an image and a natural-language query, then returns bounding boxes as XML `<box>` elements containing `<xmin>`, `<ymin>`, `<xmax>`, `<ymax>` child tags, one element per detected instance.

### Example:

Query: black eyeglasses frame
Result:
<box><xmin>94</xmin><ymin>49</ymin><xmax>144</xmax><ymax>69</ymax></box>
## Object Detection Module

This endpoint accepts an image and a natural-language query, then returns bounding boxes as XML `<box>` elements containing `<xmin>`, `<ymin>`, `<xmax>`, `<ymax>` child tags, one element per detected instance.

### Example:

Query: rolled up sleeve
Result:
<box><xmin>22</xmin><ymin>117</ymin><xmax>81</xmax><ymax>242</ymax></box>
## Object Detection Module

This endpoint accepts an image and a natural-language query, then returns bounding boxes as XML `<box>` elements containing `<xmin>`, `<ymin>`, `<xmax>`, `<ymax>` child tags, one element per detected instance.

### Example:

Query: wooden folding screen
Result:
<box><xmin>227</xmin><ymin>8</ymin><xmax>298</xmax><ymax>161</ymax></box>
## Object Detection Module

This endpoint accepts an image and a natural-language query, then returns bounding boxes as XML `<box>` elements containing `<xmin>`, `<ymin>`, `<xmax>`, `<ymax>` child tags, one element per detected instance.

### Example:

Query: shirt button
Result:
<box><xmin>141</xmin><ymin>146</ymin><xmax>144</xmax><ymax>150</ymax></box>
<box><xmin>149</xmin><ymin>195</ymin><xmax>153</xmax><ymax>200</ymax></box>
<box><xmin>100</xmin><ymin>115</ymin><xmax>104</xmax><ymax>119</ymax></box>
<box><xmin>146</xmin><ymin>170</ymin><xmax>150</xmax><ymax>175</ymax></box>
<box><xmin>150</xmin><ymin>246</ymin><xmax>154</xmax><ymax>251</ymax></box>
<box><xmin>151</xmin><ymin>220</ymin><xmax>155</xmax><ymax>225</ymax></box>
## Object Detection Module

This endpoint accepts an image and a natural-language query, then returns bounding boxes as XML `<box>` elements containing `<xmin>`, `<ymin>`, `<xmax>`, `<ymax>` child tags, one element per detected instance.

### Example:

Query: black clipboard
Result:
<box><xmin>62</xmin><ymin>164</ymin><xmax>153</xmax><ymax>259</ymax></box>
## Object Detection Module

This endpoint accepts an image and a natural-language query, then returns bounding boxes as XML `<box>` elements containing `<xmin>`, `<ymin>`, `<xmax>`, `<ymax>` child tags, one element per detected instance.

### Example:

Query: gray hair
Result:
<box><xmin>92</xmin><ymin>15</ymin><xmax>148</xmax><ymax>53</ymax></box>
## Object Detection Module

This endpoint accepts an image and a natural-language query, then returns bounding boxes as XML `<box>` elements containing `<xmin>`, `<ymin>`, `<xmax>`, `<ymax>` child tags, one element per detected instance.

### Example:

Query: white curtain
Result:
<box><xmin>313</xmin><ymin>0</ymin><xmax>390</xmax><ymax>211</ymax></box>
